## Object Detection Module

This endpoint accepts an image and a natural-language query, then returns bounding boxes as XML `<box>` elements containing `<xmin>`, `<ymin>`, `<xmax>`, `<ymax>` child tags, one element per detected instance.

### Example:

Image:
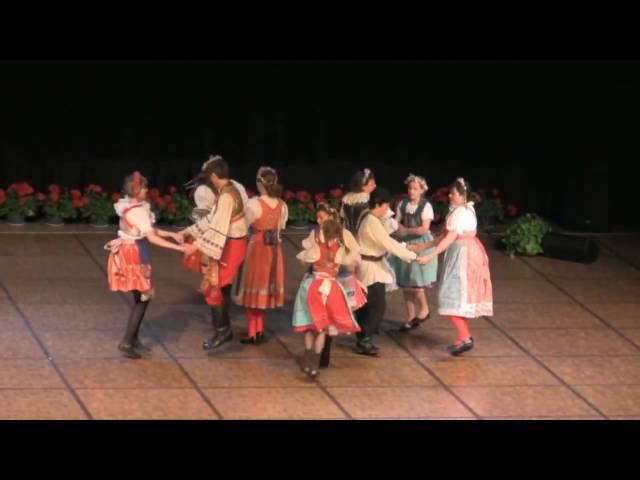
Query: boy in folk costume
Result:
<box><xmin>354</xmin><ymin>188</ymin><xmax>419</xmax><ymax>356</ymax></box>
<box><xmin>181</xmin><ymin>160</ymin><xmax>249</xmax><ymax>274</ymax></box>
<box><xmin>409</xmin><ymin>178</ymin><xmax>493</xmax><ymax>355</ymax></box>
<box><xmin>340</xmin><ymin>168</ymin><xmax>376</xmax><ymax>236</ymax></box>
<box><xmin>106</xmin><ymin>171</ymin><xmax>196</xmax><ymax>359</ymax></box>
<box><xmin>178</xmin><ymin>155</ymin><xmax>248</xmax><ymax>350</ymax></box>
<box><xmin>234</xmin><ymin>166</ymin><xmax>288</xmax><ymax>344</ymax></box>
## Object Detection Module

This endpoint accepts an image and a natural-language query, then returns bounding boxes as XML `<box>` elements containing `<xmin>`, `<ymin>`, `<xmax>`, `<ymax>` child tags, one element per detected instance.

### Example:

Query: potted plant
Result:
<box><xmin>286</xmin><ymin>191</ymin><xmax>315</xmax><ymax>229</ymax></box>
<box><xmin>39</xmin><ymin>185</ymin><xmax>78</xmax><ymax>226</ymax></box>
<box><xmin>79</xmin><ymin>185</ymin><xmax>114</xmax><ymax>227</ymax></box>
<box><xmin>162</xmin><ymin>188</ymin><xmax>194</xmax><ymax>228</ymax></box>
<box><xmin>0</xmin><ymin>182</ymin><xmax>37</xmax><ymax>225</ymax></box>
<box><xmin>501</xmin><ymin>213</ymin><xmax>550</xmax><ymax>258</ymax></box>
<box><xmin>474</xmin><ymin>188</ymin><xmax>505</xmax><ymax>229</ymax></box>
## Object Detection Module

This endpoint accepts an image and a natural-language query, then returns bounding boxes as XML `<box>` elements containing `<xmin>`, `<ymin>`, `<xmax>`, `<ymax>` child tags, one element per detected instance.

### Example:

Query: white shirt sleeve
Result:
<box><xmin>447</xmin><ymin>206</ymin><xmax>477</xmax><ymax>234</ymax></box>
<box><xmin>422</xmin><ymin>202</ymin><xmax>434</xmax><ymax>221</ymax></box>
<box><xmin>370</xmin><ymin>215</ymin><xmax>417</xmax><ymax>262</ymax></box>
<box><xmin>280</xmin><ymin>201</ymin><xmax>288</xmax><ymax>230</ymax></box>
<box><xmin>245</xmin><ymin>197</ymin><xmax>262</xmax><ymax>226</ymax></box>
<box><xmin>126</xmin><ymin>207</ymin><xmax>154</xmax><ymax>236</ymax></box>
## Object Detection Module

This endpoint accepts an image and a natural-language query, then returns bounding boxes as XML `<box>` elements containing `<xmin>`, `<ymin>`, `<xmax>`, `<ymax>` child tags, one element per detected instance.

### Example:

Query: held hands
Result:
<box><xmin>415</xmin><ymin>253</ymin><xmax>434</xmax><ymax>266</ymax></box>
<box><xmin>182</xmin><ymin>243</ymin><xmax>198</xmax><ymax>256</ymax></box>
<box><xmin>171</xmin><ymin>231</ymin><xmax>185</xmax><ymax>245</ymax></box>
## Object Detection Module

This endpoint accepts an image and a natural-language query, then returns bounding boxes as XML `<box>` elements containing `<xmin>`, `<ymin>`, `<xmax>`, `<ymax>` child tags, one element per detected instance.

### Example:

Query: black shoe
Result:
<box><xmin>240</xmin><ymin>336</ymin><xmax>258</xmax><ymax>345</ymax></box>
<box><xmin>398</xmin><ymin>318</ymin><xmax>419</xmax><ymax>332</ymax></box>
<box><xmin>118</xmin><ymin>343</ymin><xmax>142</xmax><ymax>359</ymax></box>
<box><xmin>203</xmin><ymin>328</ymin><xmax>233</xmax><ymax>350</ymax></box>
<box><xmin>353</xmin><ymin>339</ymin><xmax>379</xmax><ymax>356</ymax></box>
<box><xmin>448</xmin><ymin>337</ymin><xmax>474</xmax><ymax>356</ymax></box>
<box><xmin>256</xmin><ymin>332</ymin><xmax>267</xmax><ymax>344</ymax></box>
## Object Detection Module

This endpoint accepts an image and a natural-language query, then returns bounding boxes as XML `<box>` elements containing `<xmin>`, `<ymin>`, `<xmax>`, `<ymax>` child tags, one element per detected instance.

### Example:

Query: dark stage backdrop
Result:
<box><xmin>1</xmin><ymin>61</ymin><xmax>638</xmax><ymax>230</ymax></box>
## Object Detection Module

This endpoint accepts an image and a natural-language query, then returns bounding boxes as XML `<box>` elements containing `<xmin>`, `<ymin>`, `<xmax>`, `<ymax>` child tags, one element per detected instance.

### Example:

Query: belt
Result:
<box><xmin>361</xmin><ymin>254</ymin><xmax>384</xmax><ymax>262</ymax></box>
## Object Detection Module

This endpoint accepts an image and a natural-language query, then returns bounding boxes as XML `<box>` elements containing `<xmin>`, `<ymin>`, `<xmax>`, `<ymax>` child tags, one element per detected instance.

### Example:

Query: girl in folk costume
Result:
<box><xmin>303</xmin><ymin>203</ymin><xmax>368</xmax><ymax>368</ymax></box>
<box><xmin>303</xmin><ymin>203</ymin><xmax>367</xmax><ymax>312</ymax></box>
<box><xmin>411</xmin><ymin>178</ymin><xmax>493</xmax><ymax>355</ymax></box>
<box><xmin>354</xmin><ymin>188</ymin><xmax>419</xmax><ymax>356</ymax></box>
<box><xmin>390</xmin><ymin>174</ymin><xmax>438</xmax><ymax>332</ymax></box>
<box><xmin>293</xmin><ymin>219</ymin><xmax>361</xmax><ymax>377</ymax></box>
<box><xmin>234</xmin><ymin>167</ymin><xmax>288</xmax><ymax>345</ymax></box>
<box><xmin>181</xmin><ymin>161</ymin><xmax>249</xmax><ymax>274</ymax></box>
<box><xmin>340</xmin><ymin>168</ymin><xmax>376</xmax><ymax>236</ymax></box>
<box><xmin>178</xmin><ymin>155</ymin><xmax>248</xmax><ymax>350</ymax></box>
<box><xmin>106</xmin><ymin>172</ymin><xmax>196</xmax><ymax>359</ymax></box>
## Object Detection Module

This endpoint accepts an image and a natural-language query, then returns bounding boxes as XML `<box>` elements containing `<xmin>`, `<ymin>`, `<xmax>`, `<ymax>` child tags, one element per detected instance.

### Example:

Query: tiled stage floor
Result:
<box><xmin>1</xmin><ymin>225</ymin><xmax>639</xmax><ymax>419</ymax></box>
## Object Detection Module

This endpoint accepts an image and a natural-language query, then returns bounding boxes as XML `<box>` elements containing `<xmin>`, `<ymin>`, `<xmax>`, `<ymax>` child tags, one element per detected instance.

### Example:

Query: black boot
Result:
<box><xmin>319</xmin><ymin>336</ymin><xmax>332</xmax><ymax>368</ymax></box>
<box><xmin>119</xmin><ymin>293</ymin><xmax>148</xmax><ymax>359</ymax></box>
<box><xmin>308</xmin><ymin>352</ymin><xmax>321</xmax><ymax>378</ymax></box>
<box><xmin>203</xmin><ymin>305</ymin><xmax>222</xmax><ymax>350</ymax></box>
<box><xmin>132</xmin><ymin>298</ymin><xmax>151</xmax><ymax>354</ymax></box>
<box><xmin>301</xmin><ymin>349</ymin><xmax>313</xmax><ymax>374</ymax></box>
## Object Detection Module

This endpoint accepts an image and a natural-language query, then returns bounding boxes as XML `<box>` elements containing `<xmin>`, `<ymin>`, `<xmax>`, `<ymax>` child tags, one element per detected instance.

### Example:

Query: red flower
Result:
<box><xmin>9</xmin><ymin>182</ymin><xmax>34</xmax><ymax>197</ymax></box>
<box><xmin>491</xmin><ymin>188</ymin><xmax>500</xmax><ymax>198</ymax></box>
<box><xmin>36</xmin><ymin>192</ymin><xmax>46</xmax><ymax>202</ymax></box>
<box><xmin>329</xmin><ymin>188</ymin><xmax>343</xmax><ymax>199</ymax></box>
<box><xmin>19</xmin><ymin>196</ymin><xmax>31</xmax><ymax>205</ymax></box>
<box><xmin>283</xmin><ymin>190</ymin><xmax>295</xmax><ymax>201</ymax></box>
<box><xmin>314</xmin><ymin>193</ymin><xmax>326</xmax><ymax>204</ymax></box>
<box><xmin>168</xmin><ymin>186</ymin><xmax>177</xmax><ymax>194</ymax></box>
<box><xmin>298</xmin><ymin>202</ymin><xmax>306</xmax><ymax>209</ymax></box>
<box><xmin>163</xmin><ymin>194</ymin><xmax>172</xmax><ymax>202</ymax></box>
<box><xmin>50</xmin><ymin>191</ymin><xmax>60</xmax><ymax>202</ymax></box>
<box><xmin>167</xmin><ymin>203</ymin><xmax>177</xmax><ymax>214</ymax></box>
<box><xmin>111</xmin><ymin>192</ymin><xmax>121</xmax><ymax>203</ymax></box>
<box><xmin>70</xmin><ymin>189</ymin><xmax>82</xmax><ymax>200</ymax></box>
<box><xmin>149</xmin><ymin>188</ymin><xmax>161</xmax><ymax>200</ymax></box>
<box><xmin>296</xmin><ymin>191</ymin><xmax>311</xmax><ymax>203</ymax></box>
<box><xmin>0</xmin><ymin>188</ymin><xmax>6</xmax><ymax>205</ymax></box>
<box><xmin>86</xmin><ymin>184</ymin><xmax>103</xmax><ymax>193</ymax></box>
<box><xmin>82</xmin><ymin>196</ymin><xmax>90</xmax><ymax>206</ymax></box>
<box><xmin>48</xmin><ymin>184</ymin><xmax>61</xmax><ymax>194</ymax></box>
<box><xmin>155</xmin><ymin>197</ymin><xmax>167</xmax><ymax>210</ymax></box>
<box><xmin>507</xmin><ymin>204</ymin><xmax>518</xmax><ymax>217</ymax></box>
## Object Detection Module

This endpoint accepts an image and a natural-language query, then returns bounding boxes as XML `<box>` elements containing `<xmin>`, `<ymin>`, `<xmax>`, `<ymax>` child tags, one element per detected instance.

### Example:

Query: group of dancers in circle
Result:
<box><xmin>105</xmin><ymin>156</ymin><xmax>493</xmax><ymax>378</ymax></box>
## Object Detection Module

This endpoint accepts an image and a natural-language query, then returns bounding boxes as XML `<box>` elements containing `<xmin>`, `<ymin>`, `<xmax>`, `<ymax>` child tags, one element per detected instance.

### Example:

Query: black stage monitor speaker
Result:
<box><xmin>541</xmin><ymin>232</ymin><xmax>600</xmax><ymax>264</ymax></box>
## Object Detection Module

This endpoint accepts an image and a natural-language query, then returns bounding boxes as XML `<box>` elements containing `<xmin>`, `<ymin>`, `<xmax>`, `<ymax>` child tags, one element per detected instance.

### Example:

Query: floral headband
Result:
<box><xmin>316</xmin><ymin>202</ymin><xmax>338</xmax><ymax>216</ymax></box>
<box><xmin>457</xmin><ymin>177</ymin><xmax>467</xmax><ymax>191</ymax></box>
<box><xmin>256</xmin><ymin>166</ymin><xmax>278</xmax><ymax>184</ymax></box>
<box><xmin>404</xmin><ymin>173</ymin><xmax>428</xmax><ymax>192</ymax></box>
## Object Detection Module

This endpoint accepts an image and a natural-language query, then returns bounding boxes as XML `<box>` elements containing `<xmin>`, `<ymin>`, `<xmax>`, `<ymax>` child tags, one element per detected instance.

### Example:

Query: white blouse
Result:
<box><xmin>245</xmin><ymin>196</ymin><xmax>289</xmax><ymax>229</ymax></box>
<box><xmin>396</xmin><ymin>200</ymin><xmax>434</xmax><ymax>224</ymax></box>
<box><xmin>446</xmin><ymin>202</ymin><xmax>477</xmax><ymax>235</ymax></box>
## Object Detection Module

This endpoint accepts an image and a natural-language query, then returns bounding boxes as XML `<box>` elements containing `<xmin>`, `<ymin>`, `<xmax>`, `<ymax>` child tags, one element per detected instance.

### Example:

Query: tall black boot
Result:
<box><xmin>202</xmin><ymin>286</ymin><xmax>233</xmax><ymax>350</ymax></box>
<box><xmin>132</xmin><ymin>295</ymin><xmax>151</xmax><ymax>353</ymax></box>
<box><xmin>319</xmin><ymin>336</ymin><xmax>332</xmax><ymax>368</ymax></box>
<box><xmin>119</xmin><ymin>292</ymin><xmax>148</xmax><ymax>359</ymax></box>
